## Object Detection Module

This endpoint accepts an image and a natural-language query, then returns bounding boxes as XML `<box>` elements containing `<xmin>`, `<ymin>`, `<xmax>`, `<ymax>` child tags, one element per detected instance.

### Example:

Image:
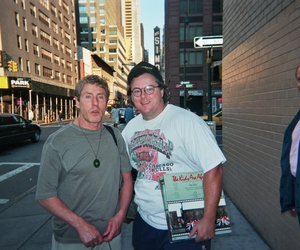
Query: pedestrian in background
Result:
<box><xmin>58</xmin><ymin>110</ymin><xmax>64</xmax><ymax>125</ymax></box>
<box><xmin>36</xmin><ymin>75</ymin><xmax>133</xmax><ymax>250</ymax></box>
<box><xmin>122</xmin><ymin>61</ymin><xmax>226</xmax><ymax>250</ymax></box>
<box><xmin>110</xmin><ymin>104</ymin><xmax>119</xmax><ymax>128</ymax></box>
<box><xmin>124</xmin><ymin>104</ymin><xmax>134</xmax><ymax>123</ymax></box>
<box><xmin>280</xmin><ymin>63</ymin><xmax>300</xmax><ymax>225</ymax></box>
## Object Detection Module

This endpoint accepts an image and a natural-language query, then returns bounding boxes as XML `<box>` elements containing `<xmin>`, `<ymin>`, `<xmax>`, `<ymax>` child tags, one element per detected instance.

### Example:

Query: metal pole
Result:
<box><xmin>183</xmin><ymin>14</ymin><xmax>189</xmax><ymax>109</ymax></box>
<box><xmin>207</xmin><ymin>48</ymin><xmax>212</xmax><ymax>121</ymax></box>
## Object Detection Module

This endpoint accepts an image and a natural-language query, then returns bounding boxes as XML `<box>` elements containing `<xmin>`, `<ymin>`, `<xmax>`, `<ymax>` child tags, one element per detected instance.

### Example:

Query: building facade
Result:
<box><xmin>222</xmin><ymin>0</ymin><xmax>300</xmax><ymax>249</ymax></box>
<box><xmin>0</xmin><ymin>0</ymin><xmax>78</xmax><ymax>121</ymax></box>
<box><xmin>164</xmin><ymin>0</ymin><xmax>223</xmax><ymax>115</ymax></box>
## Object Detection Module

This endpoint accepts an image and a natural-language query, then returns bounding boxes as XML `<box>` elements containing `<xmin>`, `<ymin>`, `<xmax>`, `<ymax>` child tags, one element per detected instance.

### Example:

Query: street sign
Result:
<box><xmin>180</xmin><ymin>81</ymin><xmax>190</xmax><ymax>84</ymax></box>
<box><xmin>194</xmin><ymin>36</ymin><xmax>223</xmax><ymax>48</ymax></box>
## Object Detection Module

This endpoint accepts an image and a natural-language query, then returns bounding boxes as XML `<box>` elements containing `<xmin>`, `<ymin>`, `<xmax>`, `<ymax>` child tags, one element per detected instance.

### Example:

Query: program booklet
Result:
<box><xmin>159</xmin><ymin>171</ymin><xmax>231</xmax><ymax>243</ymax></box>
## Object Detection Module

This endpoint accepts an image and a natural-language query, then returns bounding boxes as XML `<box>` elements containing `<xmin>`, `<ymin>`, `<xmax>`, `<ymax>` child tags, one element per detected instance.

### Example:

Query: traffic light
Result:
<box><xmin>12</xmin><ymin>61</ymin><xmax>18</xmax><ymax>72</ymax></box>
<box><xmin>7</xmin><ymin>60</ymin><xmax>13</xmax><ymax>72</ymax></box>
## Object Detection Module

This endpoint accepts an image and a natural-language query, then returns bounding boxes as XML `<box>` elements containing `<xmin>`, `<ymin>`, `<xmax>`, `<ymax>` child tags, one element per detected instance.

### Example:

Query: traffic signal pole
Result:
<box><xmin>207</xmin><ymin>48</ymin><xmax>212</xmax><ymax>121</ymax></box>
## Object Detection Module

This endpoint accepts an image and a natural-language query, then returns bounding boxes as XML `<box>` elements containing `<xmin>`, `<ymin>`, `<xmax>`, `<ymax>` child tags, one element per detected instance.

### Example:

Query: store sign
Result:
<box><xmin>0</xmin><ymin>76</ymin><xmax>9</xmax><ymax>89</ymax></box>
<box><xmin>9</xmin><ymin>77</ymin><xmax>31</xmax><ymax>89</ymax></box>
<box><xmin>179</xmin><ymin>90</ymin><xmax>203</xmax><ymax>96</ymax></box>
<box><xmin>175</xmin><ymin>83</ymin><xmax>196</xmax><ymax>89</ymax></box>
<box><xmin>154</xmin><ymin>27</ymin><xmax>161</xmax><ymax>70</ymax></box>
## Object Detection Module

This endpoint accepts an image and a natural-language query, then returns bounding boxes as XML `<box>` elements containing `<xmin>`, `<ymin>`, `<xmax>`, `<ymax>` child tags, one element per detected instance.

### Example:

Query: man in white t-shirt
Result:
<box><xmin>122</xmin><ymin>61</ymin><xmax>226</xmax><ymax>250</ymax></box>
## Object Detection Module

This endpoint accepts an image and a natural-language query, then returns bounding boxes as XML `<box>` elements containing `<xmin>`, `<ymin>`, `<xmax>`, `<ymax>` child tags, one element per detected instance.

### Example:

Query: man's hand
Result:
<box><xmin>189</xmin><ymin>216</ymin><xmax>215</xmax><ymax>242</ymax></box>
<box><xmin>102</xmin><ymin>213</ymin><xmax>123</xmax><ymax>242</ymax></box>
<box><xmin>76</xmin><ymin>218</ymin><xmax>104</xmax><ymax>247</ymax></box>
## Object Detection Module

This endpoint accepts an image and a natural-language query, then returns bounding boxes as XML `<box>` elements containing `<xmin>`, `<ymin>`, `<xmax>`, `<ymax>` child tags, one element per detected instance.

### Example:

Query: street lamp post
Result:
<box><xmin>183</xmin><ymin>14</ymin><xmax>189</xmax><ymax>109</ymax></box>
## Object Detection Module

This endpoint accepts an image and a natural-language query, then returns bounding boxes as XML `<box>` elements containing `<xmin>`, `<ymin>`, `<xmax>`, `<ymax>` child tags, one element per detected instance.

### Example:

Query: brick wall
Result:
<box><xmin>222</xmin><ymin>0</ymin><xmax>300</xmax><ymax>249</ymax></box>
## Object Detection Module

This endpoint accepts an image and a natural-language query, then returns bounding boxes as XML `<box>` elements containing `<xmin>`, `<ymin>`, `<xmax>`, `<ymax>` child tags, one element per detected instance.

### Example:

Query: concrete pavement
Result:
<box><xmin>0</xmin><ymin>117</ymin><xmax>272</xmax><ymax>249</ymax></box>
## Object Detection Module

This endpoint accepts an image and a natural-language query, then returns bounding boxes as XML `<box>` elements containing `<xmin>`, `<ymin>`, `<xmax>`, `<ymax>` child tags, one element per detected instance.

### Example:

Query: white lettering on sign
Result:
<box><xmin>11</xmin><ymin>80</ymin><xmax>30</xmax><ymax>88</ymax></box>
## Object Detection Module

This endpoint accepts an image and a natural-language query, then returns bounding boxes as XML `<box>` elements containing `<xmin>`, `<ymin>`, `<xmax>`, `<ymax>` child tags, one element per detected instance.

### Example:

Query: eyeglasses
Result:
<box><xmin>131</xmin><ymin>85</ymin><xmax>160</xmax><ymax>97</ymax></box>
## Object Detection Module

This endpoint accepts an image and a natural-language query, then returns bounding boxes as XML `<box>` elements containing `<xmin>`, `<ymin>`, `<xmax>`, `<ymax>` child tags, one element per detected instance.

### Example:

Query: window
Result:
<box><xmin>39</xmin><ymin>11</ymin><xmax>50</xmax><ymax>27</ymax></box>
<box><xmin>65</xmin><ymin>32</ymin><xmax>71</xmax><ymax>43</ymax></box>
<box><xmin>41</xmin><ymin>48</ymin><xmax>52</xmax><ymax>62</ymax></box>
<box><xmin>212</xmin><ymin>25</ymin><xmax>222</xmax><ymax>35</ymax></box>
<box><xmin>43</xmin><ymin>66</ymin><xmax>52</xmax><ymax>78</ymax></box>
<box><xmin>66</xmin><ymin>47</ymin><xmax>71</xmax><ymax>57</ymax></box>
<box><xmin>58</xmin><ymin>11</ymin><xmax>62</xmax><ymax>22</ymax></box>
<box><xmin>213</xmin><ymin>0</ymin><xmax>223</xmax><ymax>13</ymax></box>
<box><xmin>61</xmin><ymin>58</ymin><xmax>65</xmax><ymax>67</ymax></box>
<box><xmin>17</xmin><ymin>35</ymin><xmax>22</xmax><ymax>49</ymax></box>
<box><xmin>53</xmin><ymin>38</ymin><xmax>59</xmax><ymax>50</ymax></box>
<box><xmin>33</xmin><ymin>44</ymin><xmax>39</xmax><ymax>56</ymax></box>
<box><xmin>63</xmin><ymin>16</ymin><xmax>70</xmax><ymax>29</ymax></box>
<box><xmin>90</xmin><ymin>16</ymin><xmax>96</xmax><ymax>23</ymax></box>
<box><xmin>109</xmin><ymin>30</ymin><xmax>117</xmax><ymax>36</ymax></box>
<box><xmin>179</xmin><ymin>0</ymin><xmax>203</xmax><ymax>15</ymax></box>
<box><xmin>62</xmin><ymin>1</ymin><xmax>69</xmax><ymax>14</ymax></box>
<box><xmin>23</xmin><ymin>17</ymin><xmax>27</xmax><ymax>30</ymax></box>
<box><xmin>18</xmin><ymin>57</ymin><xmax>23</xmax><ymax>71</ymax></box>
<box><xmin>15</xmin><ymin>12</ymin><xmax>20</xmax><ymax>26</ymax></box>
<box><xmin>21</xmin><ymin>0</ymin><xmax>25</xmax><ymax>9</ymax></box>
<box><xmin>79</xmin><ymin>5</ymin><xmax>86</xmax><ymax>12</ymax></box>
<box><xmin>26</xmin><ymin>60</ymin><xmax>30</xmax><ymax>73</ymax></box>
<box><xmin>100</xmin><ymin>18</ymin><xmax>105</xmax><ymax>25</ymax></box>
<box><xmin>99</xmin><ymin>8</ymin><xmax>105</xmax><ymax>15</ymax></box>
<box><xmin>40</xmin><ymin>30</ymin><xmax>51</xmax><ymax>44</ymax></box>
<box><xmin>39</xmin><ymin>0</ymin><xmax>48</xmax><ymax>9</ymax></box>
<box><xmin>66</xmin><ymin>61</ymin><xmax>72</xmax><ymax>71</ymax></box>
<box><xmin>35</xmin><ymin>64</ymin><xmax>40</xmax><ymax>75</ymax></box>
<box><xmin>67</xmin><ymin>75</ymin><xmax>72</xmax><ymax>84</ymax></box>
<box><xmin>52</xmin><ymin>21</ymin><xmax>58</xmax><ymax>33</ymax></box>
<box><xmin>90</xmin><ymin>6</ymin><xmax>95</xmax><ymax>12</ymax></box>
<box><xmin>30</xmin><ymin>3</ymin><xmax>36</xmax><ymax>17</ymax></box>
<box><xmin>32</xmin><ymin>24</ymin><xmax>38</xmax><ymax>37</ymax></box>
<box><xmin>50</xmin><ymin>4</ymin><xmax>57</xmax><ymax>16</ymax></box>
<box><xmin>180</xmin><ymin>51</ymin><xmax>203</xmax><ymax>65</ymax></box>
<box><xmin>180</xmin><ymin>26</ymin><xmax>202</xmax><ymax>40</ymax></box>
<box><xmin>80</xmin><ymin>17</ymin><xmax>88</xmax><ymax>24</ymax></box>
<box><xmin>54</xmin><ymin>55</ymin><xmax>60</xmax><ymax>65</ymax></box>
<box><xmin>25</xmin><ymin>39</ymin><xmax>29</xmax><ymax>52</ymax></box>
<box><xmin>55</xmin><ymin>71</ymin><xmax>60</xmax><ymax>80</ymax></box>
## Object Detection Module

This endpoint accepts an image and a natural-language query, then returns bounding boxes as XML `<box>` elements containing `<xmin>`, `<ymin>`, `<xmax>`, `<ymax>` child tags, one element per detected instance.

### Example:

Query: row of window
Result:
<box><xmin>179</xmin><ymin>0</ymin><xmax>223</xmax><ymax>15</ymax></box>
<box><xmin>12</xmin><ymin>57</ymin><xmax>74</xmax><ymax>85</ymax></box>
<box><xmin>179</xmin><ymin>25</ymin><xmax>222</xmax><ymax>40</ymax></box>
<box><xmin>17</xmin><ymin>33</ymin><xmax>76</xmax><ymax>62</ymax></box>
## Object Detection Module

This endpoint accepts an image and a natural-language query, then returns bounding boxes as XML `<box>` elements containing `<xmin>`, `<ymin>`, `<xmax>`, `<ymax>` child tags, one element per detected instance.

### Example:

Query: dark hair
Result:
<box><xmin>75</xmin><ymin>75</ymin><xmax>110</xmax><ymax>102</ymax></box>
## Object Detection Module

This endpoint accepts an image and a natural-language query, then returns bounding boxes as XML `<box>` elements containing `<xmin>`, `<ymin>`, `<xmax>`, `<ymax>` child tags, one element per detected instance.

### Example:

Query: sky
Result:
<box><xmin>140</xmin><ymin>0</ymin><xmax>165</xmax><ymax>65</ymax></box>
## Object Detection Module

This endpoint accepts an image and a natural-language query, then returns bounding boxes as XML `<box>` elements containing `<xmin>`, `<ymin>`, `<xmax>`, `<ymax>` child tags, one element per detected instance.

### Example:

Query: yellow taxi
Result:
<box><xmin>200</xmin><ymin>109</ymin><xmax>222</xmax><ymax>127</ymax></box>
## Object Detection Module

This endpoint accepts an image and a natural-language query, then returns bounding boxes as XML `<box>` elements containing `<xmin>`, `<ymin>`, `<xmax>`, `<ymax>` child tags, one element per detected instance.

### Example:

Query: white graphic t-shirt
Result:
<box><xmin>122</xmin><ymin>104</ymin><xmax>226</xmax><ymax>230</ymax></box>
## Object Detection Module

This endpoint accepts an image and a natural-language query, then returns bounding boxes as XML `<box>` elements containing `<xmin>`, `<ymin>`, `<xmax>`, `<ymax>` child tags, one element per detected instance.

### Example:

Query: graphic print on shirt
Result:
<box><xmin>129</xmin><ymin>129</ymin><xmax>174</xmax><ymax>182</ymax></box>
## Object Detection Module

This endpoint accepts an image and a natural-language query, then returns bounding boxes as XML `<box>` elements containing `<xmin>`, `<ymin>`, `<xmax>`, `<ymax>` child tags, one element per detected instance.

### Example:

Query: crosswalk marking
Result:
<box><xmin>0</xmin><ymin>162</ymin><xmax>40</xmax><ymax>183</ymax></box>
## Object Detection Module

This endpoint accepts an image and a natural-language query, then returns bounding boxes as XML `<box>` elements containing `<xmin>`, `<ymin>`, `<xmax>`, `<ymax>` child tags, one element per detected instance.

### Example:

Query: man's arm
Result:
<box><xmin>189</xmin><ymin>164</ymin><xmax>223</xmax><ymax>242</ymax></box>
<box><xmin>38</xmin><ymin>197</ymin><xmax>103</xmax><ymax>247</ymax></box>
<box><xmin>103</xmin><ymin>171</ymin><xmax>133</xmax><ymax>242</ymax></box>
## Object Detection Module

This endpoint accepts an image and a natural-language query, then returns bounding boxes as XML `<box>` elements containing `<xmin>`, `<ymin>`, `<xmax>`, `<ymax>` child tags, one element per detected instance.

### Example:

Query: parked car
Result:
<box><xmin>118</xmin><ymin>108</ymin><xmax>126</xmax><ymax>123</ymax></box>
<box><xmin>200</xmin><ymin>109</ymin><xmax>222</xmax><ymax>127</ymax></box>
<box><xmin>0</xmin><ymin>113</ymin><xmax>41</xmax><ymax>146</ymax></box>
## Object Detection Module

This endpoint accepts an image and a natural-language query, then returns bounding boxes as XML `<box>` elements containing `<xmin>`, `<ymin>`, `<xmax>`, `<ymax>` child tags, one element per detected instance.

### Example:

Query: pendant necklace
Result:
<box><xmin>79</xmin><ymin>122</ymin><xmax>102</xmax><ymax>168</ymax></box>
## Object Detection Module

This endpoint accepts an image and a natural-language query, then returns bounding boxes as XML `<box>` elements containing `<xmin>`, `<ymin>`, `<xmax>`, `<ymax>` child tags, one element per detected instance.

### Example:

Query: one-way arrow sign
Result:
<box><xmin>194</xmin><ymin>36</ymin><xmax>223</xmax><ymax>48</ymax></box>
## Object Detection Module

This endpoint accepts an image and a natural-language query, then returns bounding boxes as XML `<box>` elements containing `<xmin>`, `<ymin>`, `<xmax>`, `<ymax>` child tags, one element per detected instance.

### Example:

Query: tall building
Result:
<box><xmin>122</xmin><ymin>0</ymin><xmax>144</xmax><ymax>63</ymax></box>
<box><xmin>76</xmin><ymin>0</ymin><xmax>129</xmax><ymax>107</ymax></box>
<box><xmin>164</xmin><ymin>0</ymin><xmax>223</xmax><ymax>115</ymax></box>
<box><xmin>0</xmin><ymin>0</ymin><xmax>78</xmax><ymax>121</ymax></box>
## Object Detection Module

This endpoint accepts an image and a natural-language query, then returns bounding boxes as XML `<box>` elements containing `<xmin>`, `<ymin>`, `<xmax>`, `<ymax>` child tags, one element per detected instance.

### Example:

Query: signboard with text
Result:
<box><xmin>194</xmin><ymin>36</ymin><xmax>223</xmax><ymax>48</ymax></box>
